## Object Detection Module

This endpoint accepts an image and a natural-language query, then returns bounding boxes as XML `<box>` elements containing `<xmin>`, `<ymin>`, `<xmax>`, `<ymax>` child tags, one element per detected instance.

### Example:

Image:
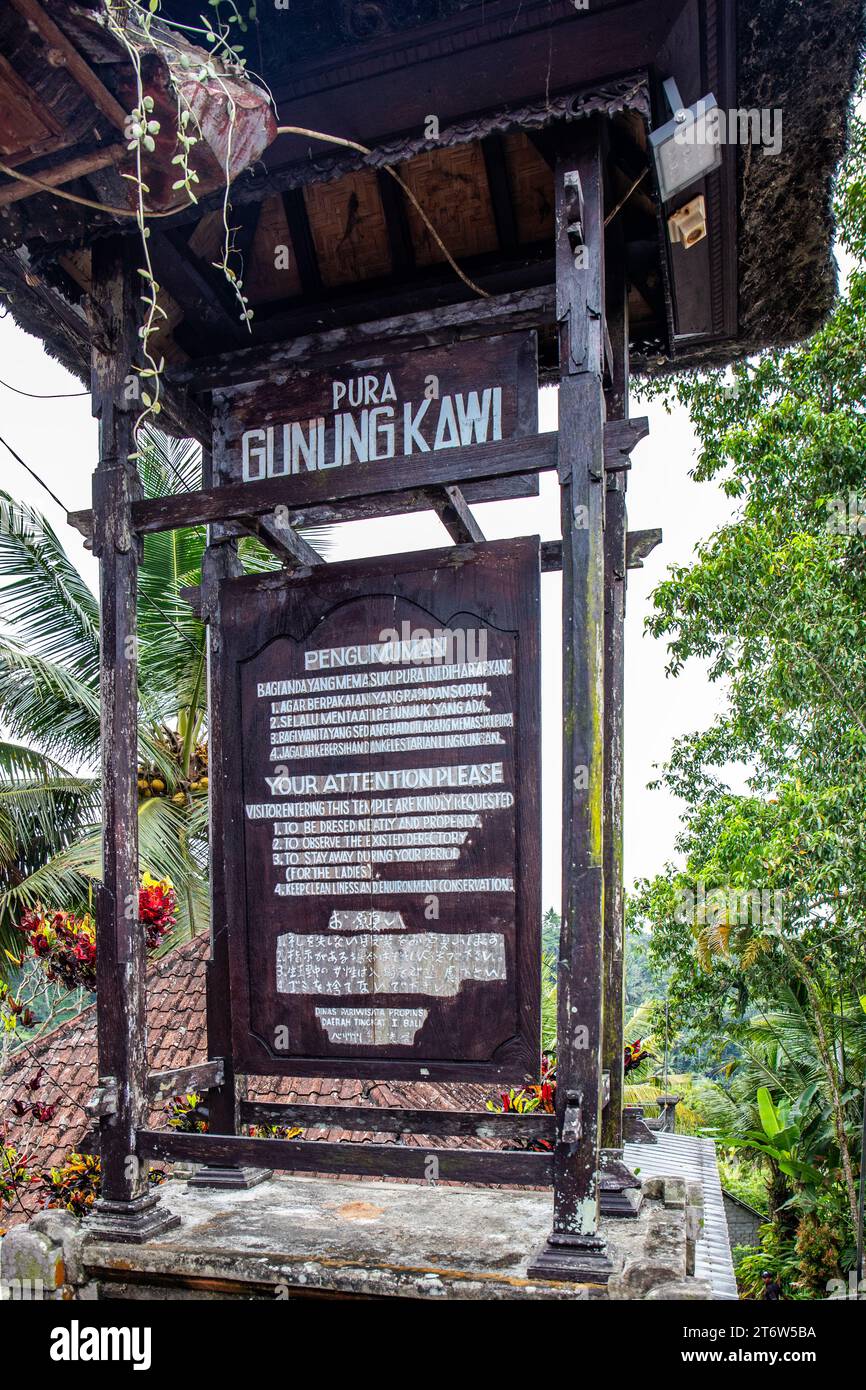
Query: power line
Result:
<box><xmin>0</xmin><ymin>432</ymin><xmax>69</xmax><ymax>513</ymax></box>
<box><xmin>138</xmin><ymin>588</ymin><xmax>204</xmax><ymax>656</ymax></box>
<box><xmin>0</xmin><ymin>436</ymin><xmax>203</xmax><ymax>653</ymax></box>
<box><xmin>0</xmin><ymin>376</ymin><xmax>88</xmax><ymax>399</ymax></box>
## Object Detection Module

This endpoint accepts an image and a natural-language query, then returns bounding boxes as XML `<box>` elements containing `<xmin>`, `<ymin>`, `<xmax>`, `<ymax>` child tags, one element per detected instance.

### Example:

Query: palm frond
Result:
<box><xmin>0</xmin><ymin>640</ymin><xmax>101</xmax><ymax>765</ymax></box>
<box><xmin>137</xmin><ymin>425</ymin><xmax>203</xmax><ymax>498</ymax></box>
<box><xmin>0</xmin><ymin>491</ymin><xmax>99</xmax><ymax>684</ymax></box>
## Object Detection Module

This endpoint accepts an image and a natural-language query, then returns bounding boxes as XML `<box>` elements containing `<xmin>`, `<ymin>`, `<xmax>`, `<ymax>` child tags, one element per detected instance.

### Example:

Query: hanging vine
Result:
<box><xmin>0</xmin><ymin>1</ymin><xmax>488</xmax><ymax>460</ymax></box>
<box><xmin>98</xmin><ymin>0</ymin><xmax>268</xmax><ymax>455</ymax></box>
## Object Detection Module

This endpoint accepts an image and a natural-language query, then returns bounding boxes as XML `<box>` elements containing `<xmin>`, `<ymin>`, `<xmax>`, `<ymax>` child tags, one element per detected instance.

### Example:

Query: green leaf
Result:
<box><xmin>756</xmin><ymin>1087</ymin><xmax>781</xmax><ymax>1139</ymax></box>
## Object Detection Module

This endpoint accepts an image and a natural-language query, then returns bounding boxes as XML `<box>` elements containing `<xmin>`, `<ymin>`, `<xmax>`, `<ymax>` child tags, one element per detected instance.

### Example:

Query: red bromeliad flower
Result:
<box><xmin>623</xmin><ymin>1037</ymin><xmax>655</xmax><ymax>1073</ymax></box>
<box><xmin>30</xmin><ymin>1102</ymin><xmax>58</xmax><ymax>1124</ymax></box>
<box><xmin>137</xmin><ymin>873</ymin><xmax>177</xmax><ymax>950</ymax></box>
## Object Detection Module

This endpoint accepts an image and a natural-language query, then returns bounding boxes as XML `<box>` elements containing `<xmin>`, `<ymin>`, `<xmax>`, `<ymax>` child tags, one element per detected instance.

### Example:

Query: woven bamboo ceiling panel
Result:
<box><xmin>398</xmin><ymin>144</ymin><xmax>499</xmax><ymax>268</ymax></box>
<box><xmin>244</xmin><ymin>196</ymin><xmax>303</xmax><ymax>303</ymax></box>
<box><xmin>304</xmin><ymin>169</ymin><xmax>393</xmax><ymax>288</ymax></box>
<box><xmin>504</xmin><ymin>133</ymin><xmax>555</xmax><ymax>245</ymax></box>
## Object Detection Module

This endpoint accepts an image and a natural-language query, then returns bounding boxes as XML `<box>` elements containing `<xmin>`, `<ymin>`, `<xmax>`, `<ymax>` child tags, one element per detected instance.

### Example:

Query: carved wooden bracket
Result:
<box><xmin>561</xmin><ymin>1090</ymin><xmax>583</xmax><ymax>1155</ymax></box>
<box><xmin>563</xmin><ymin>170</ymin><xmax>586</xmax><ymax>254</ymax></box>
<box><xmin>626</xmin><ymin>527</ymin><xmax>663</xmax><ymax>569</ymax></box>
<box><xmin>85</xmin><ymin>1075</ymin><xmax>119</xmax><ymax>1119</ymax></box>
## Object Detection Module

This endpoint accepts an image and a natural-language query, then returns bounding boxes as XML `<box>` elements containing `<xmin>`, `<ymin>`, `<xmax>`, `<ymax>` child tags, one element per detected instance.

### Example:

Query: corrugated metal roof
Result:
<box><xmin>624</xmin><ymin>1132</ymin><xmax>739</xmax><ymax>1301</ymax></box>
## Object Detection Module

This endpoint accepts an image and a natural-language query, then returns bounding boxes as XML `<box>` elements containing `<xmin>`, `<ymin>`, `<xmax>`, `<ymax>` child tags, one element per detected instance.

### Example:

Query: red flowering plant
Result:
<box><xmin>486</xmin><ymin>1054</ymin><xmax>557</xmax><ymax>1151</ymax></box>
<box><xmin>16</xmin><ymin>909</ymin><xmax>96</xmax><ymax>991</ymax></box>
<box><xmin>623</xmin><ymin>1038</ymin><xmax>655</xmax><ymax>1074</ymax></box>
<box><xmin>137</xmin><ymin>872</ymin><xmax>178</xmax><ymax>950</ymax></box>
<box><xmin>41</xmin><ymin>1152</ymin><xmax>102</xmax><ymax>1216</ymax></box>
<box><xmin>165</xmin><ymin>1091</ymin><xmax>303</xmax><ymax>1140</ymax></box>
<box><xmin>166</xmin><ymin>1090</ymin><xmax>209</xmax><ymax>1133</ymax></box>
<box><xmin>0</xmin><ymin>978</ymin><xmax>36</xmax><ymax>1031</ymax></box>
<box><xmin>1</xmin><ymin>1139</ymin><xmax>38</xmax><ymax>1230</ymax></box>
<box><xmin>16</xmin><ymin>874</ymin><xmax>177</xmax><ymax>992</ymax></box>
<box><xmin>249</xmin><ymin>1123</ymin><xmax>304</xmax><ymax>1140</ymax></box>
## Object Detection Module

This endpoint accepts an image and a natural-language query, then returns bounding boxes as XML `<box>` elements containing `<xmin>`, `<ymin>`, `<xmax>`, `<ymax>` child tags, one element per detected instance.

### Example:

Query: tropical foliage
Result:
<box><xmin>0</xmin><ymin>426</ymin><xmax>326</xmax><ymax>981</ymax></box>
<box><xmin>629</xmin><ymin>83</ymin><xmax>866</xmax><ymax>1293</ymax></box>
<box><xmin>0</xmin><ymin>428</ymin><xmax>211</xmax><ymax>967</ymax></box>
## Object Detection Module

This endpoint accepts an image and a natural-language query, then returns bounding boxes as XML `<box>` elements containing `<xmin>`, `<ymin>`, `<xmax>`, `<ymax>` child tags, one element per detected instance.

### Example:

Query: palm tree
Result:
<box><xmin>0</xmin><ymin>426</ymin><xmax>326</xmax><ymax>974</ymax></box>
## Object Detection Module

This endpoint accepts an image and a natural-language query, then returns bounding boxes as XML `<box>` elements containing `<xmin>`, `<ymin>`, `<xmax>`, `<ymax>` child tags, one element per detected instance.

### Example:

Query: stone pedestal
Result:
<box><xmin>84</xmin><ymin>1192</ymin><xmax>181</xmax><ymax>1245</ymax></box>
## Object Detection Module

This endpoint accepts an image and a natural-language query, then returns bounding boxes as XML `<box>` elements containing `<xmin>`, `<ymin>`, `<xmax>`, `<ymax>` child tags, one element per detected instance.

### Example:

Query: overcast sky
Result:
<box><xmin>0</xmin><ymin>310</ymin><xmax>738</xmax><ymax>910</ymax></box>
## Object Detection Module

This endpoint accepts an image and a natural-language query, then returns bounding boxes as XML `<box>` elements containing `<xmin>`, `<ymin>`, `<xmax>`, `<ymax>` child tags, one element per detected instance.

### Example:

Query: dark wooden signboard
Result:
<box><xmin>218</xmin><ymin>538</ymin><xmax>541</xmax><ymax>1082</ymax></box>
<box><xmin>212</xmin><ymin>331</ymin><xmax>538</xmax><ymax>486</ymax></box>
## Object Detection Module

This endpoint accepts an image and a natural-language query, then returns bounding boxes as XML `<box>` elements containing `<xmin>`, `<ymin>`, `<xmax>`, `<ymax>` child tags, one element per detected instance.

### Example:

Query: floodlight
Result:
<box><xmin>649</xmin><ymin>78</ymin><xmax>723</xmax><ymax>203</ymax></box>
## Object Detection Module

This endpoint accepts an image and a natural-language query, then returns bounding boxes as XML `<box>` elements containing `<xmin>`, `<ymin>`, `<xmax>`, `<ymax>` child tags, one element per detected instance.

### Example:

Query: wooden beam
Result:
<box><xmin>147</xmin><ymin>1059</ymin><xmax>225</xmax><ymax>1104</ymax></box>
<box><xmin>68</xmin><ymin>471</ymin><xmax>541</xmax><ymax>545</ymax></box>
<box><xmin>148</xmin><ymin>233</ymin><xmax>245</xmax><ymax>343</ymax></box>
<box><xmin>603</xmin><ymin>416</ymin><xmax>650</xmax><ymax>472</ymax></box>
<box><xmin>8</xmin><ymin>0</ymin><xmax>130</xmax><ymax>132</ymax></box>
<box><xmin>68</xmin><ymin>433</ymin><xmax>558</xmax><ymax>539</ymax></box>
<box><xmin>481</xmin><ymin>133</ymin><xmax>519</xmax><ymax>255</ymax></box>
<box><xmin>156</xmin><ymin>379</ymin><xmax>212</xmax><ymax>447</ymax></box>
<box><xmin>137</xmin><ymin>1129</ymin><xmax>553</xmax><ymax>1186</ymax></box>
<box><xmin>543</xmin><ymin>530</ymin><xmax>664</xmax><ymax>574</ymax></box>
<box><xmin>168</xmin><ymin>227</ymin><xmax>250</xmax><ymax>323</ymax></box>
<box><xmin>377</xmin><ymin>169</ymin><xmax>415</xmax><ymax>275</ymax></box>
<box><xmin>601</xmin><ymin>232</ymin><xmax>631</xmax><ymax>1167</ymax></box>
<box><xmin>540</xmin><ymin>539</ymin><xmax>562</xmax><ymax>572</ymax></box>
<box><xmin>281</xmin><ymin>188</ymin><xmax>323</xmax><ymax>295</ymax></box>
<box><xmin>0</xmin><ymin>134</ymin><xmax>74</xmax><ymax>169</ymax></box>
<box><xmin>230</xmin><ymin>515</ymin><xmax>325</xmax><ymax>568</ymax></box>
<box><xmin>200</xmin><ymin>485</ymin><xmax>246</xmax><ymax>1149</ymax></box>
<box><xmin>601</xmin><ymin>482</ymin><xmax>628</xmax><ymax>1147</ymax></box>
<box><xmin>426</xmin><ymin>484</ymin><xmax>485</xmax><ymax>544</ymax></box>
<box><xmin>87</xmin><ymin>236</ymin><xmax>178</xmax><ymax>1241</ymax></box>
<box><xmin>526</xmin><ymin>130</ymin><xmax>557</xmax><ymax>170</ymax></box>
<box><xmin>0</xmin><ymin>144</ymin><xmax>126</xmax><ymax>207</ymax></box>
<box><xmin>167</xmin><ymin>286</ymin><xmax>555</xmax><ymax>392</ymax></box>
<box><xmin>238</xmin><ymin>1101</ymin><xmax>555</xmax><ymax>1142</ymax></box>
<box><xmin>554</xmin><ymin>126</ymin><xmax>608</xmax><ymax>1249</ymax></box>
<box><xmin>230</xmin><ymin>201</ymin><xmax>261</xmax><ymax>282</ymax></box>
<box><xmin>529</xmin><ymin>122</ymin><xmax>610</xmax><ymax>1283</ymax></box>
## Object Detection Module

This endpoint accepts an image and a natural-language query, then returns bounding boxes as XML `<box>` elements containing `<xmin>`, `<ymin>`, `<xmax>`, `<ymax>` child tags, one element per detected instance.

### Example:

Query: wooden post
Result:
<box><xmin>88</xmin><ymin>236</ymin><xmax>178</xmax><ymax>1241</ymax></box>
<box><xmin>598</xmin><ymin>229</ymin><xmax>643</xmax><ymax>1214</ymax></box>
<box><xmin>601</xmin><ymin>246</ymin><xmax>628</xmax><ymax>1161</ymax></box>
<box><xmin>528</xmin><ymin>120</ymin><xmax>612</xmax><ymax>1281</ymax></box>
<box><xmin>191</xmin><ymin>454</ymin><xmax>272</xmax><ymax>1190</ymax></box>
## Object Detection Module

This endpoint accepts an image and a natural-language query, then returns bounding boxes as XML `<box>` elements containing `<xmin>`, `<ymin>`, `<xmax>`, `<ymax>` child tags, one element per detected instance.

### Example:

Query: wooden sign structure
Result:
<box><xmin>1</xmin><ymin>0</ymin><xmax>846</xmax><ymax>1294</ymax></box>
<box><xmin>85</xmin><ymin>118</ymin><xmax>649</xmax><ymax>1282</ymax></box>
<box><xmin>219</xmin><ymin>540</ymin><xmax>540</xmax><ymax>1082</ymax></box>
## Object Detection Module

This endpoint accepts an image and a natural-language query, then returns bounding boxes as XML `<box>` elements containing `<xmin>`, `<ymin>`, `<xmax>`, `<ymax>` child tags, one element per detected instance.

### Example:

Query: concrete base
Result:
<box><xmin>83</xmin><ymin>1192</ymin><xmax>181</xmax><ymax>1245</ymax></box>
<box><xmin>54</xmin><ymin>1172</ymin><xmax>714</xmax><ymax>1301</ymax></box>
<box><xmin>526</xmin><ymin>1235</ymin><xmax>615</xmax><ymax>1283</ymax></box>
<box><xmin>187</xmin><ymin>1165</ymin><xmax>273</xmax><ymax>1190</ymax></box>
